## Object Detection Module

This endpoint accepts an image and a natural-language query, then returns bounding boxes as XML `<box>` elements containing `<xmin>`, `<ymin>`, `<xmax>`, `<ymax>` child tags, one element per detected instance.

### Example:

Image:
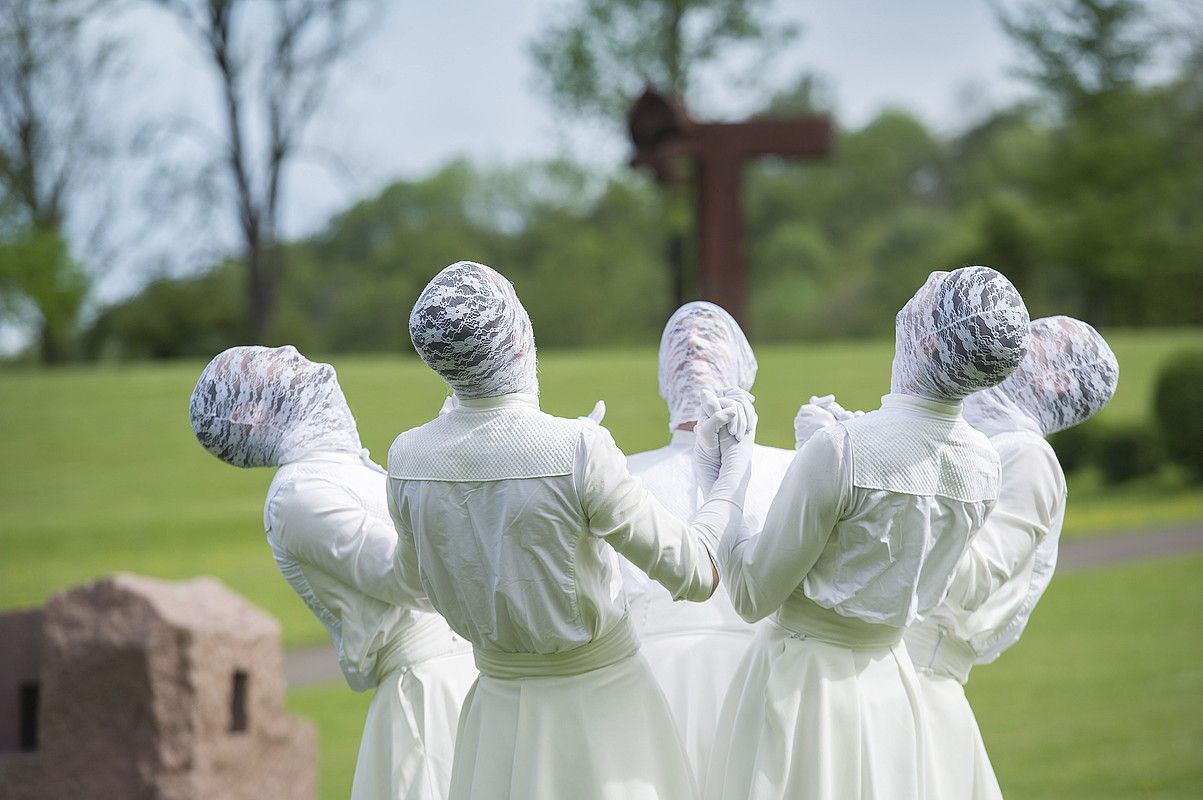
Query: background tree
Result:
<box><xmin>0</xmin><ymin>0</ymin><xmax>116</xmax><ymax>363</ymax></box>
<box><xmin>153</xmin><ymin>0</ymin><xmax>373</xmax><ymax>342</ymax></box>
<box><xmin>993</xmin><ymin>0</ymin><xmax>1194</xmax><ymax>324</ymax></box>
<box><xmin>530</xmin><ymin>0</ymin><xmax>797</xmax><ymax>122</ymax></box>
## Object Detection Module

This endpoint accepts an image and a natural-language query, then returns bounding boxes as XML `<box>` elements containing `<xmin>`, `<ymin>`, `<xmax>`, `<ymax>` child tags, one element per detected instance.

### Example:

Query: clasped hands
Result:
<box><xmin>692</xmin><ymin>388</ymin><xmax>757</xmax><ymax>503</ymax></box>
<box><xmin>793</xmin><ymin>394</ymin><xmax>862</xmax><ymax>449</ymax></box>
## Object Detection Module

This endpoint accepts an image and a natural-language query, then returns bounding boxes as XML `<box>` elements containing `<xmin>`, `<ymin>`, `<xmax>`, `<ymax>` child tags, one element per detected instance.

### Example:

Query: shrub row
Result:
<box><xmin>1044</xmin><ymin>349</ymin><xmax>1203</xmax><ymax>486</ymax></box>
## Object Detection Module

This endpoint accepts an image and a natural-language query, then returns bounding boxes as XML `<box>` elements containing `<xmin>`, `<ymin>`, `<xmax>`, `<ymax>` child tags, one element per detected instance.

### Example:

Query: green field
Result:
<box><xmin>2</xmin><ymin>328</ymin><xmax>1202</xmax><ymax>647</ymax></box>
<box><xmin>287</xmin><ymin>554</ymin><xmax>1203</xmax><ymax>800</ymax></box>
<box><xmin>2</xmin><ymin>329</ymin><xmax>1202</xmax><ymax>799</ymax></box>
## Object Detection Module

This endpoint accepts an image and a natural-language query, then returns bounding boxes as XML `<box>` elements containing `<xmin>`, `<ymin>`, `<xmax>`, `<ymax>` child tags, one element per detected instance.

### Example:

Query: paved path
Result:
<box><xmin>284</xmin><ymin>524</ymin><xmax>1203</xmax><ymax>689</ymax></box>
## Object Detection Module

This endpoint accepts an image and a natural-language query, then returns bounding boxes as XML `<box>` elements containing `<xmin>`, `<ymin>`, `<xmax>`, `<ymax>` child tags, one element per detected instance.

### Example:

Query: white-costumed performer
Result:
<box><xmin>705</xmin><ymin>266</ymin><xmax>1031</xmax><ymax>800</ymax></box>
<box><xmin>189</xmin><ymin>345</ymin><xmax>477</xmax><ymax>800</ymax></box>
<box><xmin>386</xmin><ymin>261</ymin><xmax>755</xmax><ymax>800</ymax></box>
<box><xmin>623</xmin><ymin>301</ymin><xmax>794</xmax><ymax>783</ymax></box>
<box><xmin>902</xmin><ymin>316</ymin><xmax>1118</xmax><ymax>799</ymax></box>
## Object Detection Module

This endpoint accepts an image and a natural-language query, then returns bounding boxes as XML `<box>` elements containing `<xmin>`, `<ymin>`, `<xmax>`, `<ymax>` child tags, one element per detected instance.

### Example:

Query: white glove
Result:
<box><xmin>694</xmin><ymin>388</ymin><xmax>756</xmax><ymax>502</ymax></box>
<box><xmin>794</xmin><ymin>402</ymin><xmax>837</xmax><ymax>450</ymax></box>
<box><xmin>578</xmin><ymin>400</ymin><xmax>606</xmax><ymax>425</ymax></box>
<box><xmin>811</xmin><ymin>394</ymin><xmax>863</xmax><ymax>422</ymax></box>
<box><xmin>438</xmin><ymin>394</ymin><xmax>459</xmax><ymax>416</ymax></box>
<box><xmin>716</xmin><ymin>387</ymin><xmax>757</xmax><ymax>441</ymax></box>
<box><xmin>693</xmin><ymin>390</ymin><xmax>727</xmax><ymax>493</ymax></box>
<box><xmin>691</xmin><ymin>393</ymin><xmax>756</xmax><ymax>558</ymax></box>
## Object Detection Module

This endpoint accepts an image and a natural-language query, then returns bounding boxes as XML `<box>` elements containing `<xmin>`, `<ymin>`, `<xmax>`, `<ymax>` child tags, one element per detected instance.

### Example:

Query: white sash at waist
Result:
<box><xmin>775</xmin><ymin>595</ymin><xmax>904</xmax><ymax>649</ymax></box>
<box><xmin>906</xmin><ymin>622</ymin><xmax>975</xmax><ymax>683</ymax></box>
<box><xmin>374</xmin><ymin>613</ymin><xmax>472</xmax><ymax>683</ymax></box>
<box><xmin>473</xmin><ymin>617</ymin><xmax>639</xmax><ymax>679</ymax></box>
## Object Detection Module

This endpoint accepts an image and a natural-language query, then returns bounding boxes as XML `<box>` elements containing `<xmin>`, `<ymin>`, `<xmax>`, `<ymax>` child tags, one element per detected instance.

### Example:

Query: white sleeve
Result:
<box><xmin>945</xmin><ymin>436</ymin><xmax>1065</xmax><ymax>612</ymax></box>
<box><xmin>268</xmin><ymin>476</ymin><xmax>430</xmax><ymax>610</ymax></box>
<box><xmin>577</xmin><ymin>426</ymin><xmax>717</xmax><ymax>602</ymax></box>
<box><xmin>384</xmin><ymin>478</ymin><xmax>435</xmax><ymax>612</ymax></box>
<box><xmin>722</xmin><ymin>427</ymin><xmax>851</xmax><ymax>623</ymax></box>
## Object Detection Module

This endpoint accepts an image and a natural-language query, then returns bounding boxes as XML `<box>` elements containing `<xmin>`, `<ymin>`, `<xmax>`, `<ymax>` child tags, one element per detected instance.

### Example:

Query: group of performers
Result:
<box><xmin>188</xmin><ymin>260</ymin><xmax>1119</xmax><ymax>799</ymax></box>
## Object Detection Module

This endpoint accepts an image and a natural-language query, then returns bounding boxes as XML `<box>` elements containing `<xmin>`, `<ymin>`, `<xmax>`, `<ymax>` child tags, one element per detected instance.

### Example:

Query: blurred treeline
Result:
<box><xmin>5</xmin><ymin>0</ymin><xmax>1203</xmax><ymax>362</ymax></box>
<box><xmin>89</xmin><ymin>81</ymin><xmax>1203</xmax><ymax>358</ymax></box>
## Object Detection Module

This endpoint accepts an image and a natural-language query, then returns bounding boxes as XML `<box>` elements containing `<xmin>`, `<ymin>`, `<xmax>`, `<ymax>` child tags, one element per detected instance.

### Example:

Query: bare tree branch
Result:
<box><xmin>152</xmin><ymin>0</ymin><xmax>375</xmax><ymax>340</ymax></box>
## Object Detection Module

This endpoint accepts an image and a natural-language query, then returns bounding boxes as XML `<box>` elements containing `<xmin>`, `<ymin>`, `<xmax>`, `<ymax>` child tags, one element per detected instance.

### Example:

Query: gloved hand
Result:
<box><xmin>693</xmin><ymin>390</ymin><xmax>727</xmax><ymax>494</ymax></box>
<box><xmin>439</xmin><ymin>394</ymin><xmax>459</xmax><ymax>416</ymax></box>
<box><xmin>716</xmin><ymin>388</ymin><xmax>757</xmax><ymax>441</ymax></box>
<box><xmin>794</xmin><ymin>401</ymin><xmax>837</xmax><ymax>450</ymax></box>
<box><xmin>578</xmin><ymin>400</ymin><xmax>606</xmax><ymax>425</ymax></box>
<box><xmin>691</xmin><ymin>389</ymin><xmax>757</xmax><ymax>563</ymax></box>
<box><xmin>811</xmin><ymin>394</ymin><xmax>864</xmax><ymax>422</ymax></box>
<box><xmin>694</xmin><ymin>389</ymin><xmax>757</xmax><ymax>501</ymax></box>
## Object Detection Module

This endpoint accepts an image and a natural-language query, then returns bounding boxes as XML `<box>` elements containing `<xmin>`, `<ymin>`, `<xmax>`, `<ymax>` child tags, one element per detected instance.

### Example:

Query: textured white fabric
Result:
<box><xmin>913</xmin><ymin>673</ymin><xmax>1004</xmax><ymax>800</ymax></box>
<box><xmin>264</xmin><ymin>452</ymin><xmax>476</xmax><ymax>800</ymax></box>
<box><xmin>908</xmin><ymin>431</ymin><xmax>1067</xmax><ymax>673</ymax></box>
<box><xmin>623</xmin><ymin>431</ymin><xmax>794</xmax><ymax>782</ymax></box>
<box><xmin>962</xmin><ymin>315</ymin><xmax>1119</xmax><ymax>437</ymax></box>
<box><xmin>389</xmin><ymin>393</ymin><xmax>576</xmax><ymax>481</ymax></box>
<box><xmin>793</xmin><ymin>394</ymin><xmax>864</xmax><ymax>450</ymax></box>
<box><xmin>892</xmin><ymin>266</ymin><xmax>1030</xmax><ymax>401</ymax></box>
<box><xmin>409</xmin><ymin>261</ymin><xmax>538</xmax><ymax>399</ymax></box>
<box><xmin>720</xmin><ymin>395</ymin><xmax>999</xmax><ymax>628</ymax></box>
<box><xmin>705</xmin><ymin>623</ymin><xmax>926</xmax><ymax>800</ymax></box>
<box><xmin>450</xmin><ymin>653</ymin><xmax>697</xmax><ymax>800</ymax></box>
<box><xmin>386</xmin><ymin>394</ymin><xmax>718</xmax><ymax>655</ymax></box>
<box><xmin>846</xmin><ymin>395</ymin><xmax>999</xmax><ymax>503</ymax></box>
<box><xmin>190</xmin><ymin>345</ymin><xmax>361</xmax><ymax>467</ymax></box>
<box><xmin>658</xmin><ymin>301</ymin><xmax>757</xmax><ymax>430</ymax></box>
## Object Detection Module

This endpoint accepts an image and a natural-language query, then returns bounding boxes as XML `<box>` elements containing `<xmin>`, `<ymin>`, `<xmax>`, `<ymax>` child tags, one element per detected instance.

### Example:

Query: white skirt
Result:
<box><xmin>449</xmin><ymin>652</ymin><xmax>697</xmax><ymax>800</ymax></box>
<box><xmin>916</xmin><ymin>672</ymin><xmax>1002</xmax><ymax>800</ymax></box>
<box><xmin>705</xmin><ymin>622</ymin><xmax>925</xmax><ymax>800</ymax></box>
<box><xmin>351</xmin><ymin>649</ymin><xmax>479</xmax><ymax>800</ymax></box>
<box><xmin>641</xmin><ymin>627</ymin><xmax>755</xmax><ymax>784</ymax></box>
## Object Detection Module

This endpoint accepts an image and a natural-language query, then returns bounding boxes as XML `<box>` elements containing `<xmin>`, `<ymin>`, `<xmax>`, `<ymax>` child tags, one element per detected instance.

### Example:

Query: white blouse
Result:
<box><xmin>265</xmin><ymin>451</ymin><xmax>465</xmax><ymax>692</ymax></box>
<box><xmin>623</xmin><ymin>430</ymin><xmax>795</xmax><ymax>635</ymax></box>
<box><xmin>720</xmin><ymin>394</ymin><xmax>1001</xmax><ymax>628</ymax></box>
<box><xmin>386</xmin><ymin>394</ymin><xmax>719</xmax><ymax>655</ymax></box>
<box><xmin>906</xmin><ymin>431</ymin><xmax>1066</xmax><ymax>678</ymax></box>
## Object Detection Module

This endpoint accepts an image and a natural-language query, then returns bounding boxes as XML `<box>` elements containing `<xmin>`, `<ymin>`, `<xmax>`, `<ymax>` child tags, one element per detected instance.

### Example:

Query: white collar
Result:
<box><xmin>455</xmin><ymin>393</ymin><xmax>540</xmax><ymax>412</ymax></box>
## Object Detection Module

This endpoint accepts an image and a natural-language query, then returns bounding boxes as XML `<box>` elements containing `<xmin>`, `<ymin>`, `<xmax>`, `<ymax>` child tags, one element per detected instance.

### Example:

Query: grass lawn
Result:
<box><xmin>286</xmin><ymin>554</ymin><xmax>1203</xmax><ymax>800</ymax></box>
<box><xmin>2</xmin><ymin>328</ymin><xmax>1202</xmax><ymax>648</ymax></box>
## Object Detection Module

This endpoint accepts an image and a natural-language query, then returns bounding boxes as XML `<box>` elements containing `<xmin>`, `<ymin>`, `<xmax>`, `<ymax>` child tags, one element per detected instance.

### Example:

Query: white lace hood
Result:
<box><xmin>189</xmin><ymin>345</ymin><xmax>361</xmax><ymax>468</ymax></box>
<box><xmin>891</xmin><ymin>266</ymin><xmax>1031</xmax><ymax>402</ymax></box>
<box><xmin>408</xmin><ymin>261</ymin><xmax>538</xmax><ymax>399</ymax></box>
<box><xmin>658</xmin><ymin>301</ymin><xmax>757</xmax><ymax>430</ymax></box>
<box><xmin>962</xmin><ymin>315</ymin><xmax>1118</xmax><ymax>436</ymax></box>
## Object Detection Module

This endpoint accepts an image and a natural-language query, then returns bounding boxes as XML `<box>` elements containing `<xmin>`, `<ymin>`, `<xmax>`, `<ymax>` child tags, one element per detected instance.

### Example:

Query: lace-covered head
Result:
<box><xmin>409</xmin><ymin>261</ymin><xmax>538</xmax><ymax>399</ymax></box>
<box><xmin>189</xmin><ymin>345</ymin><xmax>361</xmax><ymax>468</ymax></box>
<box><xmin>891</xmin><ymin>266</ymin><xmax>1030</xmax><ymax>401</ymax></box>
<box><xmin>962</xmin><ymin>316</ymin><xmax>1118</xmax><ymax>436</ymax></box>
<box><xmin>658</xmin><ymin>301</ymin><xmax>757</xmax><ymax>430</ymax></box>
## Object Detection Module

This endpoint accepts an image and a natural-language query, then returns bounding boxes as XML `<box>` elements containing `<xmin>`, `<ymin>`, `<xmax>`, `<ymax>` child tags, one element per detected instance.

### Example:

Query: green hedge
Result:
<box><xmin>1153</xmin><ymin>350</ymin><xmax>1203</xmax><ymax>481</ymax></box>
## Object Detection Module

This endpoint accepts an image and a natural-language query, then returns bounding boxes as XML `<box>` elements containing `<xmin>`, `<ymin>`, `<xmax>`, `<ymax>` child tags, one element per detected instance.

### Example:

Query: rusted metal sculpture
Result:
<box><xmin>629</xmin><ymin>88</ymin><xmax>833</xmax><ymax>323</ymax></box>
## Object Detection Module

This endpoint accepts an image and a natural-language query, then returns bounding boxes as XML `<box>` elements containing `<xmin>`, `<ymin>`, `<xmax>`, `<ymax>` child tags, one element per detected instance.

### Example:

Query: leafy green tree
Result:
<box><xmin>0</xmin><ymin>0</ymin><xmax>118</xmax><ymax>362</ymax></box>
<box><xmin>83</xmin><ymin>264</ymin><xmax>243</xmax><ymax>360</ymax></box>
<box><xmin>0</xmin><ymin>225</ymin><xmax>87</xmax><ymax>361</ymax></box>
<box><xmin>530</xmin><ymin>0</ymin><xmax>796</xmax><ymax>122</ymax></box>
<box><xmin>995</xmin><ymin>0</ymin><xmax>1201</xmax><ymax>324</ymax></box>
